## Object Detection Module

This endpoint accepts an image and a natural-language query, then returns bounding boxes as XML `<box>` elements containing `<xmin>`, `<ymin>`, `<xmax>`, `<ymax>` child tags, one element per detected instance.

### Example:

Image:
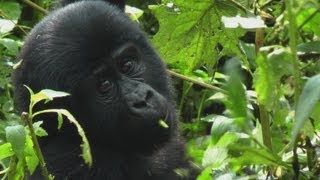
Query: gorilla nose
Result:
<box><xmin>127</xmin><ymin>86</ymin><xmax>155</xmax><ymax>111</ymax></box>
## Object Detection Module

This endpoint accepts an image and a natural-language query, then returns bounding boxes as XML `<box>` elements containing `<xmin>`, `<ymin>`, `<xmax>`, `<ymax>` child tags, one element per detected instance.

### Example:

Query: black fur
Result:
<box><xmin>59</xmin><ymin>0</ymin><xmax>125</xmax><ymax>10</ymax></box>
<box><xmin>13</xmin><ymin>0</ymin><xmax>194</xmax><ymax>179</ymax></box>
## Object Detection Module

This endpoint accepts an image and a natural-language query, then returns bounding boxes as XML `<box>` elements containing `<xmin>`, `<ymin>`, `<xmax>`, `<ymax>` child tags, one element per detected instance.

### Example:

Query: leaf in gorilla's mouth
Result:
<box><xmin>158</xmin><ymin>119</ymin><xmax>169</xmax><ymax>129</ymax></box>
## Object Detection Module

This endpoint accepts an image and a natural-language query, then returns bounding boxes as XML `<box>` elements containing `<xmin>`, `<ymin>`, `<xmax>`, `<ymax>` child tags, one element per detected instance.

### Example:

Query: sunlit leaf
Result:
<box><xmin>0</xmin><ymin>142</ymin><xmax>14</xmax><ymax>160</ymax></box>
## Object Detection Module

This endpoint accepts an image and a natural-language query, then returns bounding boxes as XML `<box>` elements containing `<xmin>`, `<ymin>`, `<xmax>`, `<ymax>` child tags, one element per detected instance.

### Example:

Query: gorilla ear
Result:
<box><xmin>59</xmin><ymin>0</ymin><xmax>125</xmax><ymax>11</ymax></box>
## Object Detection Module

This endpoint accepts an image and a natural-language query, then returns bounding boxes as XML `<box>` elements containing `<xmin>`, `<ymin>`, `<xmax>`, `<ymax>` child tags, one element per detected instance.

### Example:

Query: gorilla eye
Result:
<box><xmin>119</xmin><ymin>58</ymin><xmax>134</xmax><ymax>74</ymax></box>
<box><xmin>98</xmin><ymin>80</ymin><xmax>113</xmax><ymax>93</ymax></box>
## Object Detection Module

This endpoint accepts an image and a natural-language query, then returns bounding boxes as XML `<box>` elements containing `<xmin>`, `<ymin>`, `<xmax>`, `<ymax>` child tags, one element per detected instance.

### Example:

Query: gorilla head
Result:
<box><xmin>13</xmin><ymin>0</ymin><xmax>192</xmax><ymax>179</ymax></box>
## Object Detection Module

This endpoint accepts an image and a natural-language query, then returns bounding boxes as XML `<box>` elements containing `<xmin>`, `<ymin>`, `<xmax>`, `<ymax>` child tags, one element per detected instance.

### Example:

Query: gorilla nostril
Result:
<box><xmin>133</xmin><ymin>101</ymin><xmax>147</xmax><ymax>109</ymax></box>
<box><xmin>146</xmin><ymin>90</ymin><xmax>153</xmax><ymax>101</ymax></box>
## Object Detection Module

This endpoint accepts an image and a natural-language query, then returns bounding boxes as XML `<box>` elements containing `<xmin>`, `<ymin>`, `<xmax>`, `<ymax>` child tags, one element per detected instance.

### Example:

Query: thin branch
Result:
<box><xmin>22</xmin><ymin>0</ymin><xmax>48</xmax><ymax>14</ymax></box>
<box><xmin>0</xmin><ymin>11</ymin><xmax>28</xmax><ymax>35</ymax></box>
<box><xmin>22</xmin><ymin>112</ymin><xmax>51</xmax><ymax>180</ymax></box>
<box><xmin>167</xmin><ymin>69</ymin><xmax>228</xmax><ymax>94</ymax></box>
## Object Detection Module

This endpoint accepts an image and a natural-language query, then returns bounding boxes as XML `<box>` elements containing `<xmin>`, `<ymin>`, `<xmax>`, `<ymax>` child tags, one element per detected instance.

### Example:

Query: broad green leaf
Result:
<box><xmin>292</xmin><ymin>74</ymin><xmax>320</xmax><ymax>142</ymax></box>
<box><xmin>0</xmin><ymin>2</ymin><xmax>21</xmax><ymax>20</ymax></box>
<box><xmin>0</xmin><ymin>142</ymin><xmax>14</xmax><ymax>160</ymax></box>
<box><xmin>5</xmin><ymin>125</ymin><xmax>26</xmax><ymax>157</ymax></box>
<box><xmin>150</xmin><ymin>0</ymin><xmax>245</xmax><ymax>73</ymax></box>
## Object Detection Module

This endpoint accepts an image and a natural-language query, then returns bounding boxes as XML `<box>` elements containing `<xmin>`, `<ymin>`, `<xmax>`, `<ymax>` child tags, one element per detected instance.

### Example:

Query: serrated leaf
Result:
<box><xmin>253</xmin><ymin>46</ymin><xmax>292</xmax><ymax>110</ymax></box>
<box><xmin>24</xmin><ymin>136</ymin><xmax>39</xmax><ymax>174</ymax></box>
<box><xmin>224</xmin><ymin>58</ymin><xmax>247</xmax><ymax>125</ymax></box>
<box><xmin>292</xmin><ymin>74</ymin><xmax>320</xmax><ymax>142</ymax></box>
<box><xmin>5</xmin><ymin>125</ymin><xmax>26</xmax><ymax>157</ymax></box>
<box><xmin>35</xmin><ymin>109</ymin><xmax>92</xmax><ymax>166</ymax></box>
<box><xmin>202</xmin><ymin>147</ymin><xmax>228</xmax><ymax>167</ymax></box>
<box><xmin>150</xmin><ymin>0</ymin><xmax>245</xmax><ymax>73</ymax></box>
<box><xmin>210</xmin><ymin>116</ymin><xmax>234</xmax><ymax>144</ymax></box>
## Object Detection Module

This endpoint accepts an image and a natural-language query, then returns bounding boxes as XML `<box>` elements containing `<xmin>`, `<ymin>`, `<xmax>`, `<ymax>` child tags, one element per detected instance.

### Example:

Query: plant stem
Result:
<box><xmin>22</xmin><ymin>112</ymin><xmax>51</xmax><ymax>180</ymax></box>
<box><xmin>167</xmin><ymin>70</ymin><xmax>227</xmax><ymax>94</ymax></box>
<box><xmin>286</xmin><ymin>0</ymin><xmax>300</xmax><ymax>108</ymax></box>
<box><xmin>259</xmin><ymin>105</ymin><xmax>272</xmax><ymax>149</ymax></box>
<box><xmin>22</xmin><ymin>0</ymin><xmax>48</xmax><ymax>14</ymax></box>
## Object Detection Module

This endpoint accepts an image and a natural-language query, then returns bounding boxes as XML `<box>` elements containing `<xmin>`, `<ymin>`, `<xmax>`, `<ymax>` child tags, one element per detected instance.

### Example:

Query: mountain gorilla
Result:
<box><xmin>13</xmin><ymin>0</ymin><xmax>195</xmax><ymax>179</ymax></box>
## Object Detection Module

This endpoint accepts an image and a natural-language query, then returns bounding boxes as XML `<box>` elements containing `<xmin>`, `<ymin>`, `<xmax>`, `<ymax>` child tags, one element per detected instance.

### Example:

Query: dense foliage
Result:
<box><xmin>1</xmin><ymin>0</ymin><xmax>320</xmax><ymax>179</ymax></box>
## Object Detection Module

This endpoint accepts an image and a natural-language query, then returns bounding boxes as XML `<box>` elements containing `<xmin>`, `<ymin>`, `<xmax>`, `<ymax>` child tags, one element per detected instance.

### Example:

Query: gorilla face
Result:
<box><xmin>14</xmin><ymin>1</ymin><xmax>175</xmax><ymax>151</ymax></box>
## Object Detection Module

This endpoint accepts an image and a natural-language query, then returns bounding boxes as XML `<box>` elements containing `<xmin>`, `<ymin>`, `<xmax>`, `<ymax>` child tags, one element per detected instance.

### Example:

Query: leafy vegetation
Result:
<box><xmin>1</xmin><ymin>0</ymin><xmax>320</xmax><ymax>179</ymax></box>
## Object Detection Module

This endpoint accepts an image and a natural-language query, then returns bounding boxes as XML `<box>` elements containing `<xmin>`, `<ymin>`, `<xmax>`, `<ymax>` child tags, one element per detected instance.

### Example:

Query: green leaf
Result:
<box><xmin>253</xmin><ymin>46</ymin><xmax>292</xmax><ymax>110</ymax></box>
<box><xmin>35</xmin><ymin>109</ymin><xmax>92</xmax><ymax>167</ymax></box>
<box><xmin>0</xmin><ymin>142</ymin><xmax>14</xmax><ymax>160</ymax></box>
<box><xmin>292</xmin><ymin>74</ymin><xmax>320</xmax><ymax>142</ymax></box>
<box><xmin>297</xmin><ymin>41</ymin><xmax>320</xmax><ymax>54</ymax></box>
<box><xmin>32</xmin><ymin>121</ymin><xmax>48</xmax><ymax>137</ymax></box>
<box><xmin>224</xmin><ymin>58</ymin><xmax>248</xmax><ymax>127</ymax></box>
<box><xmin>24</xmin><ymin>136</ymin><xmax>39</xmax><ymax>174</ymax></box>
<box><xmin>297</xmin><ymin>8</ymin><xmax>320</xmax><ymax>36</ymax></box>
<box><xmin>196</xmin><ymin>166</ymin><xmax>213</xmax><ymax>180</ymax></box>
<box><xmin>229</xmin><ymin>146</ymin><xmax>288</xmax><ymax>168</ymax></box>
<box><xmin>0</xmin><ymin>38</ymin><xmax>20</xmax><ymax>55</ymax></box>
<box><xmin>210</xmin><ymin>116</ymin><xmax>234</xmax><ymax>144</ymax></box>
<box><xmin>57</xmin><ymin>112</ymin><xmax>63</xmax><ymax>130</ymax></box>
<box><xmin>202</xmin><ymin>147</ymin><xmax>228</xmax><ymax>167</ymax></box>
<box><xmin>5</xmin><ymin>125</ymin><xmax>26</xmax><ymax>157</ymax></box>
<box><xmin>28</xmin><ymin>87</ymin><xmax>70</xmax><ymax>107</ymax></box>
<box><xmin>0</xmin><ymin>2</ymin><xmax>21</xmax><ymax>20</ymax></box>
<box><xmin>150</xmin><ymin>0</ymin><xmax>245</xmax><ymax>73</ymax></box>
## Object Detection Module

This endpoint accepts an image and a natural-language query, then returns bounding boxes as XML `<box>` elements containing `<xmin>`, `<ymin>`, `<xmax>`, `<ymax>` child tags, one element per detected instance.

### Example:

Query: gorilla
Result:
<box><xmin>13</xmin><ymin>0</ymin><xmax>195</xmax><ymax>179</ymax></box>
